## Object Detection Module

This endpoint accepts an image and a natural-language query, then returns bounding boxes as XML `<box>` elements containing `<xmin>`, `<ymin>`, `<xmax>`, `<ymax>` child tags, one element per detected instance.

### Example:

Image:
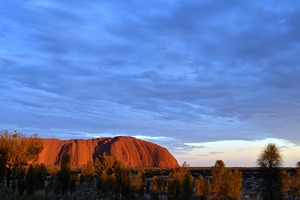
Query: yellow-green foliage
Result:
<box><xmin>132</xmin><ymin>170</ymin><xmax>145</xmax><ymax>198</ymax></box>
<box><xmin>166</xmin><ymin>167</ymin><xmax>194</xmax><ymax>200</ymax></box>
<box><xmin>152</xmin><ymin>176</ymin><xmax>165</xmax><ymax>200</ymax></box>
<box><xmin>292</xmin><ymin>162</ymin><xmax>300</xmax><ymax>197</ymax></box>
<box><xmin>0</xmin><ymin>130</ymin><xmax>44</xmax><ymax>188</ymax></box>
<box><xmin>212</xmin><ymin>160</ymin><xmax>227</xmax><ymax>200</ymax></box>
<box><xmin>94</xmin><ymin>155</ymin><xmax>123</xmax><ymax>174</ymax></box>
<box><xmin>212</xmin><ymin>160</ymin><xmax>242</xmax><ymax>200</ymax></box>
<box><xmin>195</xmin><ymin>175</ymin><xmax>205</xmax><ymax>198</ymax></box>
<box><xmin>203</xmin><ymin>179</ymin><xmax>212</xmax><ymax>200</ymax></box>
<box><xmin>0</xmin><ymin>130</ymin><xmax>44</xmax><ymax>169</ymax></box>
<box><xmin>94</xmin><ymin>155</ymin><xmax>131</xmax><ymax>199</ymax></box>
<box><xmin>46</xmin><ymin>165</ymin><xmax>60</xmax><ymax>176</ymax></box>
<box><xmin>225</xmin><ymin>170</ymin><xmax>243</xmax><ymax>200</ymax></box>
<box><xmin>82</xmin><ymin>160</ymin><xmax>95</xmax><ymax>177</ymax></box>
<box><xmin>257</xmin><ymin>143</ymin><xmax>284</xmax><ymax>200</ymax></box>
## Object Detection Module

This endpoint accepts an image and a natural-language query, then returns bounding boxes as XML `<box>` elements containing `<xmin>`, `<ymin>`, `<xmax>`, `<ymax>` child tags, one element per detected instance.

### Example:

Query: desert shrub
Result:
<box><xmin>120</xmin><ymin>168</ymin><xmax>131</xmax><ymax>200</ymax></box>
<box><xmin>17</xmin><ymin>168</ymin><xmax>26</xmax><ymax>196</ymax></box>
<box><xmin>225</xmin><ymin>169</ymin><xmax>243</xmax><ymax>200</ymax></box>
<box><xmin>46</xmin><ymin>165</ymin><xmax>60</xmax><ymax>176</ymax></box>
<box><xmin>0</xmin><ymin>130</ymin><xmax>43</xmax><ymax>188</ymax></box>
<box><xmin>292</xmin><ymin>162</ymin><xmax>300</xmax><ymax>197</ymax></box>
<box><xmin>94</xmin><ymin>155</ymin><xmax>133</xmax><ymax>199</ymax></box>
<box><xmin>152</xmin><ymin>175</ymin><xmax>165</xmax><ymax>200</ymax></box>
<box><xmin>257</xmin><ymin>143</ymin><xmax>284</xmax><ymax>200</ymax></box>
<box><xmin>203</xmin><ymin>179</ymin><xmax>212</xmax><ymax>200</ymax></box>
<box><xmin>195</xmin><ymin>175</ymin><xmax>205</xmax><ymax>199</ymax></box>
<box><xmin>183</xmin><ymin>172</ymin><xmax>194</xmax><ymax>200</ymax></box>
<box><xmin>0</xmin><ymin>167</ymin><xmax>5</xmax><ymax>184</ymax></box>
<box><xmin>82</xmin><ymin>160</ymin><xmax>95</xmax><ymax>179</ymax></box>
<box><xmin>58</xmin><ymin>154</ymin><xmax>71</xmax><ymax>196</ymax></box>
<box><xmin>146</xmin><ymin>179</ymin><xmax>151</xmax><ymax>194</ymax></box>
<box><xmin>132</xmin><ymin>170</ymin><xmax>145</xmax><ymax>200</ymax></box>
<box><xmin>34</xmin><ymin>164</ymin><xmax>47</xmax><ymax>191</ymax></box>
<box><xmin>26</xmin><ymin>165</ymin><xmax>35</xmax><ymax>196</ymax></box>
<box><xmin>212</xmin><ymin>160</ymin><xmax>227</xmax><ymax>200</ymax></box>
<box><xmin>166</xmin><ymin>168</ymin><xmax>194</xmax><ymax>200</ymax></box>
<box><xmin>97</xmin><ymin>171</ymin><xmax>108</xmax><ymax>194</ymax></box>
<box><xmin>211</xmin><ymin>160</ymin><xmax>242</xmax><ymax>200</ymax></box>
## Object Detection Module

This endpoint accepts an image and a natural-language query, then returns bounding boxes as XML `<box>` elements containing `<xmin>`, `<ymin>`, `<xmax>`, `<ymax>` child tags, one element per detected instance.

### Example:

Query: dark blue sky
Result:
<box><xmin>1</xmin><ymin>0</ymin><xmax>300</xmax><ymax>166</ymax></box>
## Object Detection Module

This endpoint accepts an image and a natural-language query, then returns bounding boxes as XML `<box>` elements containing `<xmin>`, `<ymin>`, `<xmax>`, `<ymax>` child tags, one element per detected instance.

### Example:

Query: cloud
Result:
<box><xmin>207</xmin><ymin>151</ymin><xmax>224</xmax><ymax>155</ymax></box>
<box><xmin>1</xmin><ymin>0</ymin><xmax>300</xmax><ymax>166</ymax></box>
<box><xmin>176</xmin><ymin>138</ymin><xmax>299</xmax><ymax>167</ymax></box>
<box><xmin>133</xmin><ymin>135</ymin><xmax>175</xmax><ymax>142</ymax></box>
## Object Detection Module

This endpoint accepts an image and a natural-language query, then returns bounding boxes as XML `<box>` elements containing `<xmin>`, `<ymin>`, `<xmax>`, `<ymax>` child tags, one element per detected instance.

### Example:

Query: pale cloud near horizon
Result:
<box><xmin>175</xmin><ymin>138</ymin><xmax>300</xmax><ymax>167</ymax></box>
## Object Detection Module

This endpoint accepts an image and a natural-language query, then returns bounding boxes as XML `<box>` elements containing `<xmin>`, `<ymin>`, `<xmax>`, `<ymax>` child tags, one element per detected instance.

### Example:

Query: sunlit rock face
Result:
<box><xmin>38</xmin><ymin>136</ymin><xmax>179</xmax><ymax>168</ymax></box>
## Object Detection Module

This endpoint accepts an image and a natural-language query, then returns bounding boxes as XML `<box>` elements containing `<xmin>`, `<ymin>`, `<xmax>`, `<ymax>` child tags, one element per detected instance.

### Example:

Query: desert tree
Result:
<box><xmin>58</xmin><ymin>154</ymin><xmax>72</xmax><ymax>196</ymax></box>
<box><xmin>182</xmin><ymin>171</ymin><xmax>194</xmax><ymax>200</ymax></box>
<box><xmin>203</xmin><ymin>179</ymin><xmax>212</xmax><ymax>200</ymax></box>
<box><xmin>257</xmin><ymin>143</ymin><xmax>284</xmax><ymax>200</ymax></box>
<box><xmin>17</xmin><ymin>167</ymin><xmax>26</xmax><ymax>196</ymax></box>
<box><xmin>225</xmin><ymin>169</ymin><xmax>243</xmax><ymax>200</ymax></box>
<box><xmin>95</xmin><ymin>156</ymin><xmax>118</xmax><ymax>197</ymax></box>
<box><xmin>118</xmin><ymin>167</ymin><xmax>131</xmax><ymax>200</ymax></box>
<box><xmin>166</xmin><ymin>167</ymin><xmax>193</xmax><ymax>200</ymax></box>
<box><xmin>94</xmin><ymin>155</ymin><xmax>122</xmax><ymax>173</ymax></box>
<box><xmin>133</xmin><ymin>170</ymin><xmax>146</xmax><ymax>200</ymax></box>
<box><xmin>0</xmin><ymin>147</ymin><xmax>6</xmax><ymax>184</ymax></box>
<box><xmin>166</xmin><ymin>168</ymin><xmax>183</xmax><ymax>200</ymax></box>
<box><xmin>0</xmin><ymin>130</ymin><xmax>44</xmax><ymax>188</ymax></box>
<box><xmin>94</xmin><ymin>155</ymin><xmax>130</xmax><ymax>199</ymax></box>
<box><xmin>195</xmin><ymin>175</ymin><xmax>205</xmax><ymax>199</ymax></box>
<box><xmin>112</xmin><ymin>157</ymin><xmax>127</xmax><ymax>199</ymax></box>
<box><xmin>82</xmin><ymin>160</ymin><xmax>95</xmax><ymax>179</ymax></box>
<box><xmin>97</xmin><ymin>170</ymin><xmax>109</xmax><ymax>195</ymax></box>
<box><xmin>152</xmin><ymin>175</ymin><xmax>165</xmax><ymax>200</ymax></box>
<box><xmin>93</xmin><ymin>157</ymin><xmax>102</xmax><ymax>174</ymax></box>
<box><xmin>211</xmin><ymin>160</ymin><xmax>242</xmax><ymax>200</ymax></box>
<box><xmin>182</xmin><ymin>161</ymin><xmax>190</xmax><ymax>167</ymax></box>
<box><xmin>292</xmin><ymin>161</ymin><xmax>300</xmax><ymax>197</ymax></box>
<box><xmin>33</xmin><ymin>164</ymin><xmax>47</xmax><ymax>191</ymax></box>
<box><xmin>211</xmin><ymin>160</ymin><xmax>227</xmax><ymax>200</ymax></box>
<box><xmin>25</xmin><ymin>165</ymin><xmax>35</xmax><ymax>196</ymax></box>
<box><xmin>257</xmin><ymin>143</ymin><xmax>283</xmax><ymax>169</ymax></box>
<box><xmin>146</xmin><ymin>179</ymin><xmax>151</xmax><ymax>194</ymax></box>
<box><xmin>280</xmin><ymin>170</ymin><xmax>291</xmax><ymax>195</ymax></box>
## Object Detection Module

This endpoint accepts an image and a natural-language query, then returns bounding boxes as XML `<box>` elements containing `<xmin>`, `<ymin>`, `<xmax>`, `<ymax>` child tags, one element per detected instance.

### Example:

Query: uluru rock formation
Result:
<box><xmin>38</xmin><ymin>136</ymin><xmax>179</xmax><ymax>168</ymax></box>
